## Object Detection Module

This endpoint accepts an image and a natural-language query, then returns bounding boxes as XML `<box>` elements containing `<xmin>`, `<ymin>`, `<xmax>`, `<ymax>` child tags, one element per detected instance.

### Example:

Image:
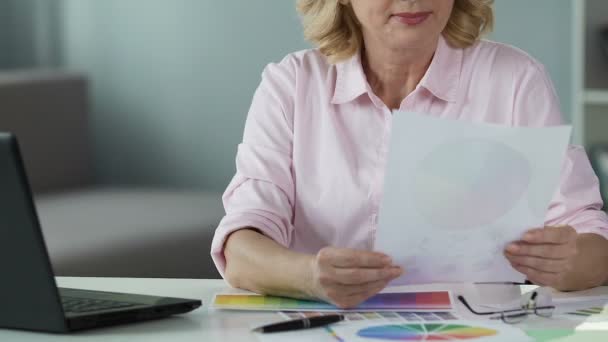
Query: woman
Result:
<box><xmin>211</xmin><ymin>0</ymin><xmax>608</xmax><ymax>308</ymax></box>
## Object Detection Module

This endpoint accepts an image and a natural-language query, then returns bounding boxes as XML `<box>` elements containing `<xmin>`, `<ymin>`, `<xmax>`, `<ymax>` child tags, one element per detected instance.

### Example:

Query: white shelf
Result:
<box><xmin>584</xmin><ymin>89</ymin><xmax>608</xmax><ymax>105</ymax></box>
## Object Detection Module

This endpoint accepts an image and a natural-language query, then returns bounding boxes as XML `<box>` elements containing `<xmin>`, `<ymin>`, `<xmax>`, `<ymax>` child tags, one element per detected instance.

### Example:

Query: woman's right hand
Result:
<box><xmin>308</xmin><ymin>247</ymin><xmax>404</xmax><ymax>309</ymax></box>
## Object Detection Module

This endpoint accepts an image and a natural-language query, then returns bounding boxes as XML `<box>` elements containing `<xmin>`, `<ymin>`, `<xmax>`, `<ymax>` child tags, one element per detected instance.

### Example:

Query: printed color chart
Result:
<box><xmin>331</xmin><ymin>320</ymin><xmax>533</xmax><ymax>342</ymax></box>
<box><xmin>213</xmin><ymin>291</ymin><xmax>452</xmax><ymax>312</ymax></box>
<box><xmin>280</xmin><ymin>311</ymin><xmax>460</xmax><ymax>322</ymax></box>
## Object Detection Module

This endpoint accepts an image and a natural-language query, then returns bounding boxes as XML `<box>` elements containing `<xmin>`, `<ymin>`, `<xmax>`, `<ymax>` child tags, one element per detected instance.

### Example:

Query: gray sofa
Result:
<box><xmin>0</xmin><ymin>70</ymin><xmax>223</xmax><ymax>279</ymax></box>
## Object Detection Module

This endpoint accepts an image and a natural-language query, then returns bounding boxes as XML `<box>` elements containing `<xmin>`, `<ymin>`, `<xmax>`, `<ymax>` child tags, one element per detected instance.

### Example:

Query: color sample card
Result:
<box><xmin>213</xmin><ymin>291</ymin><xmax>452</xmax><ymax>312</ymax></box>
<box><xmin>280</xmin><ymin>310</ymin><xmax>460</xmax><ymax>323</ymax></box>
<box><xmin>331</xmin><ymin>320</ymin><xmax>533</xmax><ymax>342</ymax></box>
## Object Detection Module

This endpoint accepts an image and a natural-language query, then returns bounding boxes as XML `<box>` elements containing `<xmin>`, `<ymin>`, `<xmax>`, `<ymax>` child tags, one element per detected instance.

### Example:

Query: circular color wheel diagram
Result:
<box><xmin>357</xmin><ymin>323</ymin><xmax>497</xmax><ymax>341</ymax></box>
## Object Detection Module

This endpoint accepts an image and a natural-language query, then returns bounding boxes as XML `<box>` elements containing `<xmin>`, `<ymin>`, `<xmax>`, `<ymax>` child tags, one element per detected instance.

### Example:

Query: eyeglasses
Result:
<box><xmin>458</xmin><ymin>290</ymin><xmax>555</xmax><ymax>324</ymax></box>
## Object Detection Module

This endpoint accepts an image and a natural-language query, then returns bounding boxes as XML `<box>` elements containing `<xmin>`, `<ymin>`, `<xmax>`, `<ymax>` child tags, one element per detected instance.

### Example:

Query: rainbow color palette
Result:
<box><xmin>212</xmin><ymin>291</ymin><xmax>452</xmax><ymax>312</ymax></box>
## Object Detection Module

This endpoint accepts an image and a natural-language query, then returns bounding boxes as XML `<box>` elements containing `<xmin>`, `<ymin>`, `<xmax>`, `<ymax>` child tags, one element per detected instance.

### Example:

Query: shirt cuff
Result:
<box><xmin>569</xmin><ymin>211</ymin><xmax>608</xmax><ymax>240</ymax></box>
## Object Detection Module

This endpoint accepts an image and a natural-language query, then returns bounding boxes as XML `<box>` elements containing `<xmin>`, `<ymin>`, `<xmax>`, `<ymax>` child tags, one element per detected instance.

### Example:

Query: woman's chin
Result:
<box><xmin>384</xmin><ymin>37</ymin><xmax>436</xmax><ymax>51</ymax></box>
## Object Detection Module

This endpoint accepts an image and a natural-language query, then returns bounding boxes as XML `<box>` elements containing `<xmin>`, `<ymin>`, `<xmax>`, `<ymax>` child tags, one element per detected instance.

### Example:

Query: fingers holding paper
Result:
<box><xmin>310</xmin><ymin>247</ymin><xmax>404</xmax><ymax>309</ymax></box>
<box><xmin>504</xmin><ymin>226</ymin><xmax>578</xmax><ymax>287</ymax></box>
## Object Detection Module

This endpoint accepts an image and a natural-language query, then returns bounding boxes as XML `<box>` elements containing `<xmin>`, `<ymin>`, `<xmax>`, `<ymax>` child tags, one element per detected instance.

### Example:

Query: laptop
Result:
<box><xmin>0</xmin><ymin>132</ymin><xmax>202</xmax><ymax>332</ymax></box>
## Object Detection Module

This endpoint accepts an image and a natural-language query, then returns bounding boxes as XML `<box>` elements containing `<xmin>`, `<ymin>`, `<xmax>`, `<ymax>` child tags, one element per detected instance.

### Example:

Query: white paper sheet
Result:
<box><xmin>331</xmin><ymin>320</ymin><xmax>533</xmax><ymax>342</ymax></box>
<box><xmin>375</xmin><ymin>112</ymin><xmax>572</xmax><ymax>284</ymax></box>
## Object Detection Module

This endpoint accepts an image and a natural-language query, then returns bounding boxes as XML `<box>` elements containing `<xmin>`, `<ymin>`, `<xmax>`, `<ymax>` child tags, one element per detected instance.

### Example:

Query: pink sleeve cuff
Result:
<box><xmin>569</xmin><ymin>211</ymin><xmax>608</xmax><ymax>240</ymax></box>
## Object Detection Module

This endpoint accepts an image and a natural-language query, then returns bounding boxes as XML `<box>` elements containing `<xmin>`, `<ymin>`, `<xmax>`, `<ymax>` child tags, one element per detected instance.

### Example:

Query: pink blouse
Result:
<box><xmin>211</xmin><ymin>36</ymin><xmax>608</xmax><ymax>277</ymax></box>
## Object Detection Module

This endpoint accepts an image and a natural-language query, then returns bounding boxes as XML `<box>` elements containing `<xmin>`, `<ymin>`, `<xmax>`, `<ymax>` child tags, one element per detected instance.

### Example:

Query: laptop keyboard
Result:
<box><xmin>61</xmin><ymin>296</ymin><xmax>139</xmax><ymax>313</ymax></box>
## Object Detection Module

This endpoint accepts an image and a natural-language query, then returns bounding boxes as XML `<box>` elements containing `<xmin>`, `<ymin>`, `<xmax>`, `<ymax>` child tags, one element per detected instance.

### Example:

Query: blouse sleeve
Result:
<box><xmin>210</xmin><ymin>56</ymin><xmax>298</xmax><ymax>277</ymax></box>
<box><xmin>512</xmin><ymin>60</ymin><xmax>608</xmax><ymax>239</ymax></box>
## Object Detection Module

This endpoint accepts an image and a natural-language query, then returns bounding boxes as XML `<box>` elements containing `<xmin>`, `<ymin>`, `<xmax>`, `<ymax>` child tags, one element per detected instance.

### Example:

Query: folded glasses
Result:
<box><xmin>458</xmin><ymin>289</ymin><xmax>555</xmax><ymax>324</ymax></box>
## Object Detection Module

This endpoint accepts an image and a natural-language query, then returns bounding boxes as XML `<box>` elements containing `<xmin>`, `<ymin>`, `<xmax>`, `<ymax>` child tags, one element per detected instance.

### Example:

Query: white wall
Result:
<box><xmin>491</xmin><ymin>0</ymin><xmax>573</xmax><ymax>122</ymax></box>
<box><xmin>60</xmin><ymin>0</ymin><xmax>308</xmax><ymax>189</ymax></box>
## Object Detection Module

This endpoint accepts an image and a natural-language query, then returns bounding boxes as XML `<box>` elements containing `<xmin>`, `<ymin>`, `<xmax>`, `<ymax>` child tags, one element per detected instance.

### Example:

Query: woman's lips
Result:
<box><xmin>392</xmin><ymin>12</ymin><xmax>432</xmax><ymax>26</ymax></box>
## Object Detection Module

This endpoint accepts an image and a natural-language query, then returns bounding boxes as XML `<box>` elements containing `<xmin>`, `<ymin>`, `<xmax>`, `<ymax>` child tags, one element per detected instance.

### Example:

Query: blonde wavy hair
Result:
<box><xmin>297</xmin><ymin>0</ymin><xmax>494</xmax><ymax>63</ymax></box>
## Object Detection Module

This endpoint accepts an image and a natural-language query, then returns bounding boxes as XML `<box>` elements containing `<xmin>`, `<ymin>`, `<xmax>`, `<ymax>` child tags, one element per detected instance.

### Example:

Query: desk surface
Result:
<box><xmin>0</xmin><ymin>277</ymin><xmax>606</xmax><ymax>341</ymax></box>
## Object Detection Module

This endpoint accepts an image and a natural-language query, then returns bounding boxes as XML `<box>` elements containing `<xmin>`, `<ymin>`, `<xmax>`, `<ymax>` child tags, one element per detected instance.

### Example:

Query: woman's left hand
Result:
<box><xmin>504</xmin><ymin>226</ymin><xmax>578</xmax><ymax>288</ymax></box>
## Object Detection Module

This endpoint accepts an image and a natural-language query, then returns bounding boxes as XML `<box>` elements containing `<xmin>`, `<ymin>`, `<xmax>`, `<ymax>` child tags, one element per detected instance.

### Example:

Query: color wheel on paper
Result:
<box><xmin>357</xmin><ymin>323</ymin><xmax>497</xmax><ymax>341</ymax></box>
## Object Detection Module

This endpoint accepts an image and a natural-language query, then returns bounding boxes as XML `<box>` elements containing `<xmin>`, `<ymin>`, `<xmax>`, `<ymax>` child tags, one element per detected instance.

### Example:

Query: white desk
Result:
<box><xmin>0</xmin><ymin>277</ymin><xmax>606</xmax><ymax>341</ymax></box>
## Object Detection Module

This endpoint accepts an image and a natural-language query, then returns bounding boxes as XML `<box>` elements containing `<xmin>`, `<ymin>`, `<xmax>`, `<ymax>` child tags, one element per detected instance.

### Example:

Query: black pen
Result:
<box><xmin>253</xmin><ymin>314</ymin><xmax>345</xmax><ymax>334</ymax></box>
